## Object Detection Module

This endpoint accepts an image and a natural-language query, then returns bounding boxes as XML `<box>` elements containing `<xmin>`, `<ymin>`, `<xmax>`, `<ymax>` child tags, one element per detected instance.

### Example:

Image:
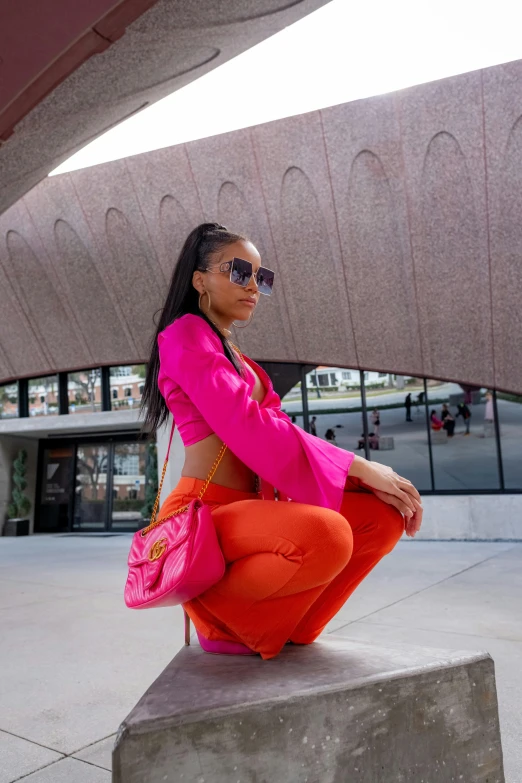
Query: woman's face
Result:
<box><xmin>193</xmin><ymin>240</ymin><xmax>263</xmax><ymax>326</ymax></box>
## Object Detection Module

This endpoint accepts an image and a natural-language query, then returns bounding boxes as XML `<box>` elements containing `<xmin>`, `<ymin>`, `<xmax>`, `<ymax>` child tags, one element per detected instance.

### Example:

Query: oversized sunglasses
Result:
<box><xmin>204</xmin><ymin>257</ymin><xmax>275</xmax><ymax>296</ymax></box>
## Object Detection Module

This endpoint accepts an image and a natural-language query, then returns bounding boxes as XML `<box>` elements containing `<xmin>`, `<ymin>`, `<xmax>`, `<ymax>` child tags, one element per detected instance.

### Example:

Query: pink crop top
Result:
<box><xmin>157</xmin><ymin>314</ymin><xmax>354</xmax><ymax>511</ymax></box>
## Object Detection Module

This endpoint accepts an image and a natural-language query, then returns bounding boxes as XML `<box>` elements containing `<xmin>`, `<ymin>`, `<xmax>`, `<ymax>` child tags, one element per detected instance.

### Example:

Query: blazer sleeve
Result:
<box><xmin>158</xmin><ymin>316</ymin><xmax>354</xmax><ymax>511</ymax></box>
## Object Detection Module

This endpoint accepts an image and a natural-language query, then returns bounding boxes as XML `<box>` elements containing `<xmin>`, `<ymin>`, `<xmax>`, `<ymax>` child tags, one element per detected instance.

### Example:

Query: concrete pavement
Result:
<box><xmin>0</xmin><ymin>535</ymin><xmax>520</xmax><ymax>782</ymax></box>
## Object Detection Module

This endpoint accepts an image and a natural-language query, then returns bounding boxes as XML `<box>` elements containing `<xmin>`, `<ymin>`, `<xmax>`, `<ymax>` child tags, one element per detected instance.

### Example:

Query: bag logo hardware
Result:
<box><xmin>148</xmin><ymin>537</ymin><xmax>168</xmax><ymax>562</ymax></box>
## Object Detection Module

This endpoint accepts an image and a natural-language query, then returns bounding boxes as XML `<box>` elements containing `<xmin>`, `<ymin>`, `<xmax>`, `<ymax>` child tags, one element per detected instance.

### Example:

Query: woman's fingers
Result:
<box><xmin>393</xmin><ymin>487</ymin><xmax>417</xmax><ymax>516</ymax></box>
<box><xmin>397</xmin><ymin>476</ymin><xmax>421</xmax><ymax>503</ymax></box>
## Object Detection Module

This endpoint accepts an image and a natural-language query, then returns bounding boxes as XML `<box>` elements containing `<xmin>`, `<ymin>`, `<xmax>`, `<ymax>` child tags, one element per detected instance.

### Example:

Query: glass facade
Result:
<box><xmin>2</xmin><ymin>361</ymin><xmax>521</xmax><ymax>495</ymax></box>
<box><xmin>277</xmin><ymin>367</ymin><xmax>514</xmax><ymax>493</ymax></box>
<box><xmin>37</xmin><ymin>439</ymin><xmax>156</xmax><ymax>533</ymax></box>
<box><xmin>363</xmin><ymin>376</ymin><xmax>432</xmax><ymax>491</ymax></box>
<box><xmin>68</xmin><ymin>370</ymin><xmax>102</xmax><ymax>414</ymax></box>
<box><xmin>0</xmin><ymin>382</ymin><xmax>18</xmax><ymax>419</ymax></box>
<box><xmin>426</xmin><ymin>381</ymin><xmax>500</xmax><ymax>491</ymax></box>
<box><xmin>497</xmin><ymin>392</ymin><xmax>522</xmax><ymax>490</ymax></box>
<box><xmin>110</xmin><ymin>365</ymin><xmax>146</xmax><ymax>410</ymax></box>
<box><xmin>29</xmin><ymin>375</ymin><xmax>59</xmax><ymax>417</ymax></box>
<box><xmin>305</xmin><ymin>367</ymin><xmax>365</xmax><ymax>457</ymax></box>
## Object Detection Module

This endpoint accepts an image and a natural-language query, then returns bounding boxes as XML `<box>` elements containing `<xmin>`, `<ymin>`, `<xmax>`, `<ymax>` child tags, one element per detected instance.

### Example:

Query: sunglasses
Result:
<box><xmin>204</xmin><ymin>257</ymin><xmax>275</xmax><ymax>296</ymax></box>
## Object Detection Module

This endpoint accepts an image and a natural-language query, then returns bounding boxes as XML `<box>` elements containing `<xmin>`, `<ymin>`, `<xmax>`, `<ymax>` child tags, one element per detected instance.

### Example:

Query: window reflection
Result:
<box><xmin>68</xmin><ymin>370</ymin><xmax>102</xmax><ymax>414</ymax></box>
<box><xmin>0</xmin><ymin>383</ymin><xmax>18</xmax><ymax>419</ymax></box>
<box><xmin>427</xmin><ymin>381</ymin><xmax>500</xmax><ymax>490</ymax></box>
<box><xmin>364</xmin><ymin>375</ymin><xmax>432</xmax><ymax>491</ymax></box>
<box><xmin>304</xmin><ymin>368</ymin><xmax>365</xmax><ymax>454</ymax></box>
<box><xmin>29</xmin><ymin>376</ymin><xmax>59</xmax><ymax>417</ymax></box>
<box><xmin>110</xmin><ymin>365</ymin><xmax>146</xmax><ymax>410</ymax></box>
<box><xmin>497</xmin><ymin>392</ymin><xmax>522</xmax><ymax>490</ymax></box>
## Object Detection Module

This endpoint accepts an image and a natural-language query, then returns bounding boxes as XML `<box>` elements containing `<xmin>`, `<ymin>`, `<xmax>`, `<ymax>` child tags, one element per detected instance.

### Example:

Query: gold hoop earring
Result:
<box><xmin>233</xmin><ymin>310</ymin><xmax>255</xmax><ymax>329</ymax></box>
<box><xmin>198</xmin><ymin>291</ymin><xmax>211</xmax><ymax>314</ymax></box>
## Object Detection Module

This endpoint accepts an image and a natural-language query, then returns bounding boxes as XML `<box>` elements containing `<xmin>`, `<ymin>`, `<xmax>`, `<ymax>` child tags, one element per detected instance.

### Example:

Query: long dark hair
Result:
<box><xmin>141</xmin><ymin>222</ymin><xmax>246</xmax><ymax>437</ymax></box>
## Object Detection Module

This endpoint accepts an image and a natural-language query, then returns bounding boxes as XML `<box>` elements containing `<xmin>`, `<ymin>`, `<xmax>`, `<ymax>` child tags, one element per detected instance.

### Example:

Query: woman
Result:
<box><xmin>430</xmin><ymin>410</ymin><xmax>443</xmax><ymax>431</ymax></box>
<box><xmin>141</xmin><ymin>223</ymin><xmax>423</xmax><ymax>660</ymax></box>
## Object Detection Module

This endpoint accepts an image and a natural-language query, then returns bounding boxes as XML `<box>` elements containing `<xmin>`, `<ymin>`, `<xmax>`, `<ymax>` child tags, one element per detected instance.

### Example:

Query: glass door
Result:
<box><xmin>73</xmin><ymin>443</ymin><xmax>110</xmax><ymax>530</ymax></box>
<box><xmin>111</xmin><ymin>442</ymin><xmax>149</xmax><ymax>531</ymax></box>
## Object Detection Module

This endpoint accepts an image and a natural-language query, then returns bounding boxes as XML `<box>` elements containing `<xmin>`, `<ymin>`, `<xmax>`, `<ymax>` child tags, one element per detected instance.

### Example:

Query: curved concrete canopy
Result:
<box><xmin>0</xmin><ymin>0</ymin><xmax>331</xmax><ymax>216</ymax></box>
<box><xmin>1</xmin><ymin>59</ymin><xmax>522</xmax><ymax>394</ymax></box>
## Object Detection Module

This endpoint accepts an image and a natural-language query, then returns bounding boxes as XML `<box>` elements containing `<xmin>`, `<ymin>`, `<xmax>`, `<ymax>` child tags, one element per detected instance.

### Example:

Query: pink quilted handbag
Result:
<box><xmin>124</xmin><ymin>423</ymin><xmax>226</xmax><ymax>614</ymax></box>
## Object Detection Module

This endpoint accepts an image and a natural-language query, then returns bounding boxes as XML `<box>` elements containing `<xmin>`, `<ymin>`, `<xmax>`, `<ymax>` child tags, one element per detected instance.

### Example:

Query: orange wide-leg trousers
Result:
<box><xmin>158</xmin><ymin>477</ymin><xmax>405</xmax><ymax>660</ymax></box>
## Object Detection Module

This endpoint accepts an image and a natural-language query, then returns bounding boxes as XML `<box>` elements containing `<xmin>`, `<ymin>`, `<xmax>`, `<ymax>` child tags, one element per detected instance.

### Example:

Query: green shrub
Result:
<box><xmin>7</xmin><ymin>449</ymin><xmax>31</xmax><ymax>519</ymax></box>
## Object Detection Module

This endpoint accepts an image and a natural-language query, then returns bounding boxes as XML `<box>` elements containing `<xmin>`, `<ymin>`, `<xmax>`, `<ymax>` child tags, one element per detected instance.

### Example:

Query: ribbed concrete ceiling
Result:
<box><xmin>1</xmin><ymin>60</ymin><xmax>522</xmax><ymax>395</ymax></box>
<box><xmin>0</xmin><ymin>0</ymin><xmax>332</xmax><ymax>216</ymax></box>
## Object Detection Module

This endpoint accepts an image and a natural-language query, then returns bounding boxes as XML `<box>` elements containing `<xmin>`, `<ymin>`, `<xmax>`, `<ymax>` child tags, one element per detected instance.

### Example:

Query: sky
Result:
<box><xmin>50</xmin><ymin>0</ymin><xmax>522</xmax><ymax>176</ymax></box>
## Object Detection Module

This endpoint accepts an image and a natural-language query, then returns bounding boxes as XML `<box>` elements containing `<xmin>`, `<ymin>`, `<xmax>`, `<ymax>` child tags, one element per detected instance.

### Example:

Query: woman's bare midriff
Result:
<box><xmin>182</xmin><ymin>434</ymin><xmax>258</xmax><ymax>492</ymax></box>
<box><xmin>180</xmin><ymin>359</ymin><xmax>265</xmax><ymax>493</ymax></box>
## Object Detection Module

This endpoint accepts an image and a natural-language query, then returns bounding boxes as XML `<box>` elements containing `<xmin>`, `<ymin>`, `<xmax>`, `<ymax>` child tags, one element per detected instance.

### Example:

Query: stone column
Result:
<box><xmin>155</xmin><ymin>415</ymin><xmax>184</xmax><ymax>508</ymax></box>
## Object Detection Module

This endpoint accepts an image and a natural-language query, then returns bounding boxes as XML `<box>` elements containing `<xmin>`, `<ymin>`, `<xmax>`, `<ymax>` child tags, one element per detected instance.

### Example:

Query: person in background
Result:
<box><xmin>484</xmin><ymin>392</ymin><xmax>494</xmax><ymax>423</ymax></box>
<box><xmin>371</xmin><ymin>408</ymin><xmax>380</xmax><ymax>436</ymax></box>
<box><xmin>405</xmin><ymin>393</ymin><xmax>413</xmax><ymax>422</ymax></box>
<box><xmin>358</xmin><ymin>432</ymin><xmax>379</xmax><ymax>450</ymax></box>
<box><xmin>325</xmin><ymin>428</ymin><xmax>337</xmax><ymax>444</ymax></box>
<box><xmin>310</xmin><ymin>416</ymin><xmax>317</xmax><ymax>436</ymax></box>
<box><xmin>456</xmin><ymin>402</ymin><xmax>471</xmax><ymax>435</ymax></box>
<box><xmin>430</xmin><ymin>410</ymin><xmax>443</xmax><ymax>431</ymax></box>
<box><xmin>440</xmin><ymin>403</ymin><xmax>455</xmax><ymax>437</ymax></box>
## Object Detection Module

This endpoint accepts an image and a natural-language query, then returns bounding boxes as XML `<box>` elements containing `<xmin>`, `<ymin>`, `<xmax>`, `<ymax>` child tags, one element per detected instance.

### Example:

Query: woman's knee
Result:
<box><xmin>374</xmin><ymin>500</ymin><xmax>405</xmax><ymax>554</ymax></box>
<box><xmin>302</xmin><ymin>507</ymin><xmax>353</xmax><ymax>577</ymax></box>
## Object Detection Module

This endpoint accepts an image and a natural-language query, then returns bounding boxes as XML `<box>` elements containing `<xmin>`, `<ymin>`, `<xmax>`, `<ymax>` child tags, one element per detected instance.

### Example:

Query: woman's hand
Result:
<box><xmin>372</xmin><ymin>490</ymin><xmax>423</xmax><ymax>537</ymax></box>
<box><xmin>348</xmin><ymin>455</ymin><xmax>423</xmax><ymax>537</ymax></box>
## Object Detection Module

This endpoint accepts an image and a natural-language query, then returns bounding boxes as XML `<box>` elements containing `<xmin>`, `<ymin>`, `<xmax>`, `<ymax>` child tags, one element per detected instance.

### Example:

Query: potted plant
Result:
<box><xmin>4</xmin><ymin>449</ymin><xmax>31</xmax><ymax>536</ymax></box>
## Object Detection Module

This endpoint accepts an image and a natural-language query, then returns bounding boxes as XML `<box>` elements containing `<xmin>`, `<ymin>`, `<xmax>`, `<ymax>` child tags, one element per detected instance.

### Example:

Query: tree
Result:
<box><xmin>7</xmin><ymin>449</ymin><xmax>31</xmax><ymax>519</ymax></box>
<box><xmin>141</xmin><ymin>442</ymin><xmax>158</xmax><ymax>521</ymax></box>
<box><xmin>132</xmin><ymin>365</ymin><xmax>147</xmax><ymax>379</ymax></box>
<box><xmin>76</xmin><ymin>446</ymin><xmax>107</xmax><ymax>500</ymax></box>
<box><xmin>72</xmin><ymin>370</ymin><xmax>100</xmax><ymax>412</ymax></box>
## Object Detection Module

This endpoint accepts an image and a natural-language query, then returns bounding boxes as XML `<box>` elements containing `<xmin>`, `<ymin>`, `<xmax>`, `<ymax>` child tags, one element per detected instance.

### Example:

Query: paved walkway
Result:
<box><xmin>1</xmin><ymin>535</ymin><xmax>520</xmax><ymax>782</ymax></box>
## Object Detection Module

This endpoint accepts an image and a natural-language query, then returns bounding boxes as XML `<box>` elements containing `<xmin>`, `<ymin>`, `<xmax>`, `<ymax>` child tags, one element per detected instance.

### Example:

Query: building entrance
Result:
<box><xmin>35</xmin><ymin>435</ymin><xmax>154</xmax><ymax>533</ymax></box>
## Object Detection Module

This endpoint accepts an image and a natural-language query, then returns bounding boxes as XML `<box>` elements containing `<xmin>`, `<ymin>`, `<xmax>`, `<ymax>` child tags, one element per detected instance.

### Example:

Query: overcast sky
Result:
<box><xmin>51</xmin><ymin>0</ymin><xmax>522</xmax><ymax>175</ymax></box>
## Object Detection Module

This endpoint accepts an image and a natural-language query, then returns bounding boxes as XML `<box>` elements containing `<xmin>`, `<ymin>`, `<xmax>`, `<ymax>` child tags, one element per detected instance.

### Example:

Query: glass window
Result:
<box><xmin>68</xmin><ymin>370</ymin><xmax>102</xmax><ymax>414</ymax></box>
<box><xmin>496</xmin><ymin>392</ymin><xmax>521</xmax><ymax>489</ymax></box>
<box><xmin>280</xmin><ymin>378</ymin><xmax>304</xmax><ymax>429</ymax></box>
<box><xmin>0</xmin><ymin>382</ymin><xmax>18</xmax><ymax>419</ymax></box>
<box><xmin>29</xmin><ymin>375</ymin><xmax>59</xmax><ymax>417</ymax></box>
<box><xmin>110</xmin><ymin>365</ymin><xmax>146</xmax><ymax>410</ymax></box>
<box><xmin>305</xmin><ymin>367</ymin><xmax>364</xmax><ymax>456</ymax></box>
<box><xmin>111</xmin><ymin>441</ymin><xmax>152</xmax><ymax>530</ymax></box>
<box><xmin>426</xmin><ymin>381</ymin><xmax>500</xmax><ymax>490</ymax></box>
<box><xmin>366</xmin><ymin>376</ymin><xmax>432</xmax><ymax>491</ymax></box>
<box><xmin>342</xmin><ymin>371</ymin><xmax>352</xmax><ymax>381</ymax></box>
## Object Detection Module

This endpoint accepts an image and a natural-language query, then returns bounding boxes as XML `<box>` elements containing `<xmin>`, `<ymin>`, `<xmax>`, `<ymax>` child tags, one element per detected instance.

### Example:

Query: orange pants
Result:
<box><xmin>159</xmin><ymin>477</ymin><xmax>405</xmax><ymax>660</ymax></box>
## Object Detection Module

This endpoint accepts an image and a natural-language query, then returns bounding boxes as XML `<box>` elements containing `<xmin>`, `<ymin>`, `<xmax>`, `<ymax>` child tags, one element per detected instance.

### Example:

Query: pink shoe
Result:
<box><xmin>196</xmin><ymin>630</ymin><xmax>257</xmax><ymax>656</ymax></box>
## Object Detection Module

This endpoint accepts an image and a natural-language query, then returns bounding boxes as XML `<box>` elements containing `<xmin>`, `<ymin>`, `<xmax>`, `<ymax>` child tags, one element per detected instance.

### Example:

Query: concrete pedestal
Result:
<box><xmin>113</xmin><ymin>636</ymin><xmax>504</xmax><ymax>783</ymax></box>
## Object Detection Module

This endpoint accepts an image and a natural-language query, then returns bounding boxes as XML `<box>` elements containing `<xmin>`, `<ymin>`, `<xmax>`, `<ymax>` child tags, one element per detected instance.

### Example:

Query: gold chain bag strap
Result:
<box><xmin>124</xmin><ymin>420</ymin><xmax>228</xmax><ymax>644</ymax></box>
<box><xmin>142</xmin><ymin>429</ymin><xmax>227</xmax><ymax>535</ymax></box>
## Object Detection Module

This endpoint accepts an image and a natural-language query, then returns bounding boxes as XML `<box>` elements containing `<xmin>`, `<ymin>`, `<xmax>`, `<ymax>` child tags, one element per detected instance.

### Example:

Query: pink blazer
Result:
<box><xmin>157</xmin><ymin>314</ymin><xmax>354</xmax><ymax>511</ymax></box>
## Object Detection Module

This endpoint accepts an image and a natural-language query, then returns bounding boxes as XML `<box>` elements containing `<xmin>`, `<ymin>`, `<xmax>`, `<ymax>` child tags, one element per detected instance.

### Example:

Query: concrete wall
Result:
<box><xmin>412</xmin><ymin>495</ymin><xmax>522</xmax><ymax>541</ymax></box>
<box><xmin>2</xmin><ymin>60</ymin><xmax>522</xmax><ymax>394</ymax></box>
<box><xmin>0</xmin><ymin>435</ymin><xmax>38</xmax><ymax>534</ymax></box>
